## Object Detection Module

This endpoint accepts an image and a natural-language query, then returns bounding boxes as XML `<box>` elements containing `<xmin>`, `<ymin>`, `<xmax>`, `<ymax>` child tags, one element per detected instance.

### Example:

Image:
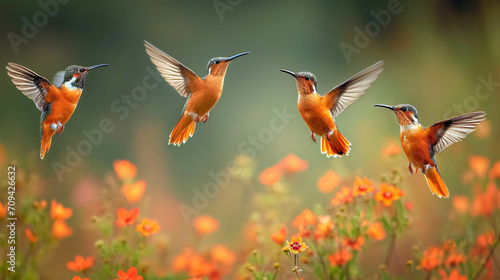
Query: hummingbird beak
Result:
<box><xmin>86</xmin><ymin>64</ymin><xmax>109</xmax><ymax>71</ymax></box>
<box><xmin>280</xmin><ymin>69</ymin><xmax>298</xmax><ymax>78</ymax></box>
<box><xmin>373</xmin><ymin>104</ymin><xmax>395</xmax><ymax>111</ymax></box>
<box><xmin>225</xmin><ymin>52</ymin><xmax>250</xmax><ymax>61</ymax></box>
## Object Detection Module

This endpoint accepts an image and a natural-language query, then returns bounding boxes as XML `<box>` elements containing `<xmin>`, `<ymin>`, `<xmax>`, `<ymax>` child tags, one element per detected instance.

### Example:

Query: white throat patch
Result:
<box><xmin>63</xmin><ymin>76</ymin><xmax>78</xmax><ymax>91</ymax></box>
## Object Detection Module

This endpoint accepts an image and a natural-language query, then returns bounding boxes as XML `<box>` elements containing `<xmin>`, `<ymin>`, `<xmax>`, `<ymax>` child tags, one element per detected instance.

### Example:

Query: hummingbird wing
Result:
<box><xmin>324</xmin><ymin>61</ymin><xmax>384</xmax><ymax>118</ymax></box>
<box><xmin>426</xmin><ymin>111</ymin><xmax>486</xmax><ymax>154</ymax></box>
<box><xmin>6</xmin><ymin>63</ymin><xmax>54</xmax><ymax>111</ymax></box>
<box><xmin>144</xmin><ymin>41</ymin><xmax>201</xmax><ymax>98</ymax></box>
<box><xmin>52</xmin><ymin>71</ymin><xmax>65</xmax><ymax>87</ymax></box>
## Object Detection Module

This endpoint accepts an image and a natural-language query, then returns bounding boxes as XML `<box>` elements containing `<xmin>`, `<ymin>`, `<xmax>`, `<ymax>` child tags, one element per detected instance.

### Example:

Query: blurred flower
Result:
<box><xmin>444</xmin><ymin>252</ymin><xmax>466</xmax><ymax>267</ymax></box>
<box><xmin>67</xmin><ymin>255</ymin><xmax>95</xmax><ymax>272</ymax></box>
<box><xmin>172</xmin><ymin>247</ymin><xmax>195</xmax><ymax>272</ymax></box>
<box><xmin>52</xmin><ymin>220</ymin><xmax>73</xmax><ymax>239</ymax></box>
<box><xmin>469</xmin><ymin>155</ymin><xmax>490</xmax><ymax>178</ymax></box>
<box><xmin>452</xmin><ymin>196</ymin><xmax>469</xmax><ymax>215</ymax></box>
<box><xmin>193</xmin><ymin>215</ymin><xmax>219</xmax><ymax>235</ymax></box>
<box><xmin>115</xmin><ymin>208</ymin><xmax>139</xmax><ymax>227</ymax></box>
<box><xmin>210</xmin><ymin>244</ymin><xmax>236</xmax><ymax>267</ymax></box>
<box><xmin>121</xmin><ymin>180</ymin><xmax>146</xmax><ymax>203</ymax></box>
<box><xmin>188</xmin><ymin>255</ymin><xmax>214</xmax><ymax>277</ymax></box>
<box><xmin>438</xmin><ymin>268</ymin><xmax>467</xmax><ymax>280</ymax></box>
<box><xmin>113</xmin><ymin>159</ymin><xmax>137</xmax><ymax>180</ymax></box>
<box><xmin>50</xmin><ymin>199</ymin><xmax>73</xmax><ymax>220</ymax></box>
<box><xmin>72</xmin><ymin>277</ymin><xmax>90</xmax><ymax>280</ymax></box>
<box><xmin>292</xmin><ymin>209</ymin><xmax>316</xmax><ymax>230</ymax></box>
<box><xmin>381</xmin><ymin>141</ymin><xmax>401</xmax><ymax>157</ymax></box>
<box><xmin>490</xmin><ymin>161</ymin><xmax>500</xmax><ymax>179</ymax></box>
<box><xmin>375</xmin><ymin>183</ymin><xmax>403</xmax><ymax>207</ymax></box>
<box><xmin>471</xmin><ymin>182</ymin><xmax>496</xmax><ymax>217</ymax></box>
<box><xmin>404</xmin><ymin>201</ymin><xmax>413</xmax><ymax>211</ymax></box>
<box><xmin>474</xmin><ymin>118</ymin><xmax>491</xmax><ymax>139</ymax></box>
<box><xmin>25</xmin><ymin>229</ymin><xmax>37</xmax><ymax>243</ymax></box>
<box><xmin>116</xmin><ymin>267</ymin><xmax>143</xmax><ymax>280</ymax></box>
<box><xmin>258</xmin><ymin>164</ymin><xmax>282</xmax><ymax>186</ymax></box>
<box><xmin>34</xmin><ymin>200</ymin><xmax>47</xmax><ymax>210</ymax></box>
<box><xmin>286</xmin><ymin>237</ymin><xmax>308</xmax><ymax>254</ymax></box>
<box><xmin>0</xmin><ymin>202</ymin><xmax>7</xmax><ymax>219</ymax></box>
<box><xmin>352</xmin><ymin>176</ymin><xmax>375</xmax><ymax>197</ymax></box>
<box><xmin>344</xmin><ymin>236</ymin><xmax>365</xmax><ymax>251</ymax></box>
<box><xmin>314</xmin><ymin>215</ymin><xmax>334</xmax><ymax>239</ymax></box>
<box><xmin>328</xmin><ymin>249</ymin><xmax>352</xmax><ymax>266</ymax></box>
<box><xmin>317</xmin><ymin>170</ymin><xmax>341</xmax><ymax>193</ymax></box>
<box><xmin>419</xmin><ymin>246</ymin><xmax>443</xmax><ymax>271</ymax></box>
<box><xmin>271</xmin><ymin>226</ymin><xmax>287</xmax><ymax>245</ymax></box>
<box><xmin>331</xmin><ymin>187</ymin><xmax>353</xmax><ymax>205</ymax></box>
<box><xmin>472</xmin><ymin>230</ymin><xmax>495</xmax><ymax>257</ymax></box>
<box><xmin>442</xmin><ymin>239</ymin><xmax>456</xmax><ymax>252</ymax></box>
<box><xmin>367</xmin><ymin>222</ymin><xmax>386</xmax><ymax>240</ymax></box>
<box><xmin>280</xmin><ymin>154</ymin><xmax>308</xmax><ymax>173</ymax></box>
<box><xmin>136</xmin><ymin>218</ymin><xmax>160</xmax><ymax>236</ymax></box>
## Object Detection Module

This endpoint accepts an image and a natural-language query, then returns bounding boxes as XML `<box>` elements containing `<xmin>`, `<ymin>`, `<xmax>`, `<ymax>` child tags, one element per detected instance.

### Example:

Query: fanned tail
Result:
<box><xmin>320</xmin><ymin>130</ymin><xmax>351</xmax><ymax>158</ymax></box>
<box><xmin>169</xmin><ymin>114</ymin><xmax>196</xmax><ymax>146</ymax></box>
<box><xmin>424</xmin><ymin>167</ymin><xmax>449</xmax><ymax>198</ymax></box>
<box><xmin>40</xmin><ymin>123</ymin><xmax>55</xmax><ymax>159</ymax></box>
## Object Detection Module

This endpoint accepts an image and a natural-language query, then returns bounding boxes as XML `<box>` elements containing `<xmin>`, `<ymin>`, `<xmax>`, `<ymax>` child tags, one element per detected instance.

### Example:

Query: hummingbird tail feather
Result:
<box><xmin>424</xmin><ymin>167</ymin><xmax>449</xmax><ymax>198</ymax></box>
<box><xmin>320</xmin><ymin>130</ymin><xmax>351</xmax><ymax>158</ymax></box>
<box><xmin>40</xmin><ymin>124</ymin><xmax>55</xmax><ymax>159</ymax></box>
<box><xmin>169</xmin><ymin>114</ymin><xmax>196</xmax><ymax>146</ymax></box>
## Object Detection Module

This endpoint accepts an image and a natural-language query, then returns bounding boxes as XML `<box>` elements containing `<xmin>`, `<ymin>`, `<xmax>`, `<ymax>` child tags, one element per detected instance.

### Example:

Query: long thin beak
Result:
<box><xmin>373</xmin><ymin>104</ymin><xmax>395</xmax><ymax>111</ymax></box>
<box><xmin>87</xmin><ymin>64</ymin><xmax>109</xmax><ymax>71</ymax></box>
<box><xmin>226</xmin><ymin>52</ymin><xmax>250</xmax><ymax>61</ymax></box>
<box><xmin>280</xmin><ymin>69</ymin><xmax>298</xmax><ymax>78</ymax></box>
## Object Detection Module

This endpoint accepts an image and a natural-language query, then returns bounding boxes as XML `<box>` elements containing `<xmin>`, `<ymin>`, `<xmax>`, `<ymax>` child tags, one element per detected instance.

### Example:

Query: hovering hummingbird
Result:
<box><xmin>6</xmin><ymin>63</ymin><xmax>108</xmax><ymax>159</ymax></box>
<box><xmin>374</xmin><ymin>104</ymin><xmax>486</xmax><ymax>198</ymax></box>
<box><xmin>144</xmin><ymin>41</ymin><xmax>249</xmax><ymax>146</ymax></box>
<box><xmin>280</xmin><ymin>61</ymin><xmax>384</xmax><ymax>158</ymax></box>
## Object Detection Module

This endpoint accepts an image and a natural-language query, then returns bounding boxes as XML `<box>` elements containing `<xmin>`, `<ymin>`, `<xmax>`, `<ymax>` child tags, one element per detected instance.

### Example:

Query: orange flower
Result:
<box><xmin>472</xmin><ymin>230</ymin><xmax>495</xmax><ymax>257</ymax></box>
<box><xmin>50</xmin><ymin>199</ymin><xmax>73</xmax><ymax>220</ymax></box>
<box><xmin>352</xmin><ymin>176</ymin><xmax>375</xmax><ymax>197</ymax></box>
<box><xmin>0</xmin><ymin>202</ymin><xmax>7</xmax><ymax>219</ymax></box>
<box><xmin>271</xmin><ymin>226</ymin><xmax>287</xmax><ymax>245</ymax></box>
<box><xmin>72</xmin><ymin>277</ymin><xmax>90</xmax><ymax>280</ymax></box>
<box><xmin>210</xmin><ymin>245</ymin><xmax>236</xmax><ymax>267</ymax></box>
<box><xmin>25</xmin><ymin>229</ymin><xmax>37</xmax><ymax>243</ymax></box>
<box><xmin>451</xmin><ymin>196</ymin><xmax>469</xmax><ymax>215</ymax></box>
<box><xmin>188</xmin><ymin>255</ymin><xmax>214</xmax><ymax>277</ymax></box>
<box><xmin>472</xmin><ymin>182</ymin><xmax>496</xmax><ymax>217</ymax></box>
<box><xmin>193</xmin><ymin>215</ymin><xmax>219</xmax><ymax>235</ymax></box>
<box><xmin>438</xmin><ymin>268</ymin><xmax>467</xmax><ymax>280</ymax></box>
<box><xmin>328</xmin><ymin>249</ymin><xmax>352</xmax><ymax>266</ymax></box>
<box><xmin>330</xmin><ymin>187</ymin><xmax>353</xmax><ymax>205</ymax></box>
<box><xmin>286</xmin><ymin>237</ymin><xmax>308</xmax><ymax>254</ymax></box>
<box><xmin>67</xmin><ymin>255</ymin><xmax>95</xmax><ymax>272</ymax></box>
<box><xmin>258</xmin><ymin>164</ymin><xmax>282</xmax><ymax>186</ymax></box>
<box><xmin>115</xmin><ymin>208</ymin><xmax>139</xmax><ymax>227</ymax></box>
<box><xmin>444</xmin><ymin>252</ymin><xmax>466</xmax><ymax>267</ymax></box>
<box><xmin>375</xmin><ymin>183</ymin><xmax>403</xmax><ymax>207</ymax></box>
<box><xmin>121</xmin><ymin>180</ymin><xmax>146</xmax><ymax>203</ymax></box>
<box><xmin>136</xmin><ymin>218</ymin><xmax>160</xmax><ymax>236</ymax></box>
<box><xmin>367</xmin><ymin>222</ymin><xmax>386</xmax><ymax>240</ymax></box>
<box><xmin>314</xmin><ymin>215</ymin><xmax>334</xmax><ymax>239</ymax></box>
<box><xmin>52</xmin><ymin>220</ymin><xmax>73</xmax><ymax>239</ymax></box>
<box><xmin>172</xmin><ymin>247</ymin><xmax>195</xmax><ymax>272</ymax></box>
<box><xmin>280</xmin><ymin>154</ymin><xmax>308</xmax><ymax>172</ymax></box>
<box><xmin>292</xmin><ymin>209</ymin><xmax>317</xmax><ymax>230</ymax></box>
<box><xmin>419</xmin><ymin>246</ymin><xmax>443</xmax><ymax>271</ymax></box>
<box><xmin>317</xmin><ymin>170</ymin><xmax>341</xmax><ymax>193</ymax></box>
<box><xmin>113</xmin><ymin>159</ymin><xmax>137</xmax><ymax>180</ymax></box>
<box><xmin>442</xmin><ymin>239</ymin><xmax>456</xmax><ymax>252</ymax></box>
<box><xmin>489</xmin><ymin>161</ymin><xmax>500</xmax><ymax>179</ymax></box>
<box><xmin>116</xmin><ymin>267</ymin><xmax>143</xmax><ymax>280</ymax></box>
<box><xmin>344</xmin><ymin>236</ymin><xmax>365</xmax><ymax>250</ymax></box>
<box><xmin>34</xmin><ymin>200</ymin><xmax>47</xmax><ymax>210</ymax></box>
<box><xmin>469</xmin><ymin>155</ymin><xmax>490</xmax><ymax>178</ymax></box>
<box><xmin>381</xmin><ymin>142</ymin><xmax>401</xmax><ymax>156</ymax></box>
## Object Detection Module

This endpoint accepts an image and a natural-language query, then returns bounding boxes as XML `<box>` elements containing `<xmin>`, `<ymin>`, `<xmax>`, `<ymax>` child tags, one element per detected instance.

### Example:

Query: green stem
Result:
<box><xmin>473</xmin><ymin>231</ymin><xmax>500</xmax><ymax>280</ymax></box>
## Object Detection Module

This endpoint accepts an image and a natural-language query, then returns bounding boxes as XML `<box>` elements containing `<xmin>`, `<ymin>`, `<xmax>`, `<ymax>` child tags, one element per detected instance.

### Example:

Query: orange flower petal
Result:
<box><xmin>258</xmin><ymin>164</ymin><xmax>282</xmax><ymax>186</ymax></box>
<box><xmin>113</xmin><ymin>159</ymin><xmax>137</xmax><ymax>180</ymax></box>
<box><xmin>280</xmin><ymin>154</ymin><xmax>308</xmax><ymax>173</ymax></box>
<box><xmin>193</xmin><ymin>215</ymin><xmax>219</xmax><ymax>235</ymax></box>
<box><xmin>121</xmin><ymin>180</ymin><xmax>146</xmax><ymax>203</ymax></box>
<box><xmin>317</xmin><ymin>170</ymin><xmax>340</xmax><ymax>193</ymax></box>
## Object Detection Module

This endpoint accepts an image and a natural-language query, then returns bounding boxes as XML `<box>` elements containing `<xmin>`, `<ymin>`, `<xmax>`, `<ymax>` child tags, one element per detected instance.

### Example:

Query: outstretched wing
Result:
<box><xmin>144</xmin><ymin>41</ymin><xmax>200</xmax><ymax>98</ymax></box>
<box><xmin>6</xmin><ymin>63</ymin><xmax>54</xmax><ymax>111</ymax></box>
<box><xmin>427</xmin><ymin>112</ymin><xmax>486</xmax><ymax>154</ymax></box>
<box><xmin>323</xmin><ymin>61</ymin><xmax>384</xmax><ymax>118</ymax></box>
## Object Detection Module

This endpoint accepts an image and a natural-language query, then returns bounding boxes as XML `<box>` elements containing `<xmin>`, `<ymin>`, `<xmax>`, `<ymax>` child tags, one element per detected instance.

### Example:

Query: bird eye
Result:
<box><xmin>305</xmin><ymin>77</ymin><xmax>310</xmax><ymax>81</ymax></box>
<box><xmin>79</xmin><ymin>68</ymin><xmax>85</xmax><ymax>73</ymax></box>
<box><xmin>215</xmin><ymin>60</ymin><xmax>220</xmax><ymax>64</ymax></box>
<box><xmin>401</xmin><ymin>107</ymin><xmax>408</xmax><ymax>112</ymax></box>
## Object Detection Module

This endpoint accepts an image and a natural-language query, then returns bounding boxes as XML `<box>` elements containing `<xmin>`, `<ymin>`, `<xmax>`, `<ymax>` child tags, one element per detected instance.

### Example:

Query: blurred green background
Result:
<box><xmin>1</xmin><ymin>0</ymin><xmax>499</xmax><ymax>278</ymax></box>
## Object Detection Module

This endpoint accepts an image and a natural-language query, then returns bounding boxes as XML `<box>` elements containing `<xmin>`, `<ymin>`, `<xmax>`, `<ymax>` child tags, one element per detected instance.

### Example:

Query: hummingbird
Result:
<box><xmin>6</xmin><ymin>62</ymin><xmax>109</xmax><ymax>159</ymax></box>
<box><xmin>280</xmin><ymin>61</ymin><xmax>384</xmax><ymax>158</ymax></box>
<box><xmin>374</xmin><ymin>104</ymin><xmax>486</xmax><ymax>198</ymax></box>
<box><xmin>144</xmin><ymin>41</ymin><xmax>249</xmax><ymax>146</ymax></box>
